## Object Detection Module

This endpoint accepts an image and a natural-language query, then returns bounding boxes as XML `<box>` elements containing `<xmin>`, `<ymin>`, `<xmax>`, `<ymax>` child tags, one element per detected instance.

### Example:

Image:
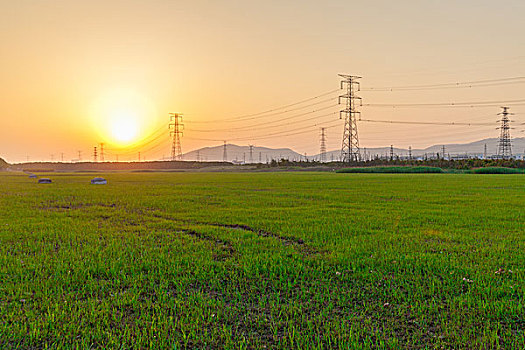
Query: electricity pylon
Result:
<box><xmin>497</xmin><ymin>107</ymin><xmax>513</xmax><ymax>159</ymax></box>
<box><xmin>169</xmin><ymin>113</ymin><xmax>184</xmax><ymax>160</ymax></box>
<box><xmin>339</xmin><ymin>74</ymin><xmax>362</xmax><ymax>162</ymax></box>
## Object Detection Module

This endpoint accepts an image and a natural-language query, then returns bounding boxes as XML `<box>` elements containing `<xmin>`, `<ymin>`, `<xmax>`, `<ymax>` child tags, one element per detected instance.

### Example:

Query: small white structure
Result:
<box><xmin>38</xmin><ymin>178</ymin><xmax>52</xmax><ymax>184</ymax></box>
<box><xmin>91</xmin><ymin>177</ymin><xmax>107</xmax><ymax>185</ymax></box>
<box><xmin>28</xmin><ymin>174</ymin><xmax>37</xmax><ymax>179</ymax></box>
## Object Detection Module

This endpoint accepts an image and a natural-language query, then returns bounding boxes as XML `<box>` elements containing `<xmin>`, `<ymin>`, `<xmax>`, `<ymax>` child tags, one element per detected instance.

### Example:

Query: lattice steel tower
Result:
<box><xmin>169</xmin><ymin>113</ymin><xmax>184</xmax><ymax>160</ymax></box>
<box><xmin>249</xmin><ymin>145</ymin><xmax>254</xmax><ymax>163</ymax></box>
<box><xmin>319</xmin><ymin>127</ymin><xmax>327</xmax><ymax>162</ymax></box>
<box><xmin>339</xmin><ymin>74</ymin><xmax>362</xmax><ymax>162</ymax></box>
<box><xmin>223</xmin><ymin>141</ymin><xmax>227</xmax><ymax>162</ymax></box>
<box><xmin>497</xmin><ymin>107</ymin><xmax>513</xmax><ymax>159</ymax></box>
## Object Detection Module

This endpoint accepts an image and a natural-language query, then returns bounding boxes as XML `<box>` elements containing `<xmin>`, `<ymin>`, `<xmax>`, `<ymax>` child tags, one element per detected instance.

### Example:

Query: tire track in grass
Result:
<box><xmin>38</xmin><ymin>200</ymin><xmax>237</xmax><ymax>262</ymax></box>
<box><xmin>150</xmin><ymin>213</ymin><xmax>323</xmax><ymax>256</ymax></box>
<box><xmin>178</xmin><ymin>228</ymin><xmax>236</xmax><ymax>262</ymax></box>
<box><xmin>38</xmin><ymin>202</ymin><xmax>317</xmax><ymax>255</ymax></box>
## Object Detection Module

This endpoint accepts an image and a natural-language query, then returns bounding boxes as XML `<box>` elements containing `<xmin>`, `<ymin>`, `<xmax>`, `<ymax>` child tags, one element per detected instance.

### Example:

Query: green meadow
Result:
<box><xmin>0</xmin><ymin>172</ymin><xmax>523</xmax><ymax>349</ymax></box>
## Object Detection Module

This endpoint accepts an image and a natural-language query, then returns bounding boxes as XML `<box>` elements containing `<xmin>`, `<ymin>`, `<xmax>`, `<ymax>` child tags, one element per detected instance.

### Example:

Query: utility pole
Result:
<box><xmin>259</xmin><ymin>152</ymin><xmax>262</xmax><ymax>163</ymax></box>
<box><xmin>100</xmin><ymin>143</ymin><xmax>105</xmax><ymax>162</ymax></box>
<box><xmin>319</xmin><ymin>127</ymin><xmax>327</xmax><ymax>162</ymax></box>
<box><xmin>223</xmin><ymin>141</ymin><xmax>227</xmax><ymax>162</ymax></box>
<box><xmin>408</xmin><ymin>146</ymin><xmax>412</xmax><ymax>160</ymax></box>
<box><xmin>249</xmin><ymin>145</ymin><xmax>254</xmax><ymax>163</ymax></box>
<box><xmin>442</xmin><ymin>145</ymin><xmax>446</xmax><ymax>160</ymax></box>
<box><xmin>390</xmin><ymin>145</ymin><xmax>394</xmax><ymax>161</ymax></box>
<box><xmin>93</xmin><ymin>147</ymin><xmax>97</xmax><ymax>162</ymax></box>
<box><xmin>61</xmin><ymin>153</ymin><xmax>64</xmax><ymax>162</ymax></box>
<box><xmin>169</xmin><ymin>113</ymin><xmax>184</xmax><ymax>160</ymax></box>
<box><xmin>78</xmin><ymin>151</ymin><xmax>82</xmax><ymax>162</ymax></box>
<box><xmin>196</xmin><ymin>150</ymin><xmax>200</xmax><ymax>162</ymax></box>
<box><xmin>339</xmin><ymin>74</ymin><xmax>362</xmax><ymax>162</ymax></box>
<box><xmin>484</xmin><ymin>144</ymin><xmax>487</xmax><ymax>159</ymax></box>
<box><xmin>497</xmin><ymin>107</ymin><xmax>513</xmax><ymax>159</ymax></box>
<box><xmin>138</xmin><ymin>152</ymin><xmax>141</xmax><ymax>162</ymax></box>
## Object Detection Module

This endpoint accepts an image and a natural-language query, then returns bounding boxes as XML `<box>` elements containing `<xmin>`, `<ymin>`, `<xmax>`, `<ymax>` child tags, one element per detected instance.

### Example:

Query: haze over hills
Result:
<box><xmin>182</xmin><ymin>138</ymin><xmax>525</xmax><ymax>162</ymax></box>
<box><xmin>183</xmin><ymin>144</ymin><xmax>303</xmax><ymax>163</ymax></box>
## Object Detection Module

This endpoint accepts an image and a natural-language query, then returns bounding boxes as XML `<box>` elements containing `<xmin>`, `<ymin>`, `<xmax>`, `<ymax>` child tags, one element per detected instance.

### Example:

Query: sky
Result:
<box><xmin>1</xmin><ymin>0</ymin><xmax>524</xmax><ymax>162</ymax></box>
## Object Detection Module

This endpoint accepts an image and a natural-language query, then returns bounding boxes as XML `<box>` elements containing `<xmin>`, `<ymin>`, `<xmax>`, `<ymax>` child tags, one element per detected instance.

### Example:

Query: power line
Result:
<box><xmin>359</xmin><ymin>119</ymin><xmax>495</xmax><ymax>126</ymax></box>
<box><xmin>363</xmin><ymin>76</ymin><xmax>525</xmax><ymax>91</ymax></box>
<box><xmin>186</xmin><ymin>120</ymin><xmax>342</xmax><ymax>143</ymax></box>
<box><xmin>186</xmin><ymin>105</ymin><xmax>339</xmax><ymax>132</ymax></box>
<box><xmin>363</xmin><ymin>98</ymin><xmax>525</xmax><ymax>108</ymax></box>
<box><xmin>186</xmin><ymin>96</ymin><xmax>339</xmax><ymax>124</ymax></box>
<box><xmin>185</xmin><ymin>88</ymin><xmax>340</xmax><ymax>125</ymax></box>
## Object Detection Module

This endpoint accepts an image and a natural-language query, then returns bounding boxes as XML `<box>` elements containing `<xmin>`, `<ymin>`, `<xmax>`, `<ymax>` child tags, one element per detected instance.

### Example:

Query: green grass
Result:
<box><xmin>471</xmin><ymin>167</ymin><xmax>525</xmax><ymax>174</ymax></box>
<box><xmin>337</xmin><ymin>166</ymin><xmax>444</xmax><ymax>173</ymax></box>
<box><xmin>0</xmin><ymin>172</ymin><xmax>524</xmax><ymax>349</ymax></box>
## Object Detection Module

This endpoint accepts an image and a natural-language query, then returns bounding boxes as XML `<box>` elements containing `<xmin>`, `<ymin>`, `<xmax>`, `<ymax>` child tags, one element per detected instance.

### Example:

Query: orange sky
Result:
<box><xmin>1</xmin><ymin>0</ymin><xmax>524</xmax><ymax>162</ymax></box>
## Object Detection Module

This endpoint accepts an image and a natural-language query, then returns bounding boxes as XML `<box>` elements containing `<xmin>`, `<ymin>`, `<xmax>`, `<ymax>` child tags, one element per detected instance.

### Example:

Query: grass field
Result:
<box><xmin>1</xmin><ymin>172</ymin><xmax>524</xmax><ymax>349</ymax></box>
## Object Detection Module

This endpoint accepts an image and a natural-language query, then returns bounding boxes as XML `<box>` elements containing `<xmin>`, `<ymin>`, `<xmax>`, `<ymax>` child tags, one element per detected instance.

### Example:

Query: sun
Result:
<box><xmin>109</xmin><ymin>110</ymin><xmax>140</xmax><ymax>143</ymax></box>
<box><xmin>90</xmin><ymin>87</ymin><xmax>159</xmax><ymax>146</ymax></box>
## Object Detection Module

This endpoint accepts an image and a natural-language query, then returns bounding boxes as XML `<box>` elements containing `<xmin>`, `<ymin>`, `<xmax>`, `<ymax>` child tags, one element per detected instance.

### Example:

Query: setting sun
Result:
<box><xmin>109</xmin><ymin>110</ymin><xmax>140</xmax><ymax>144</ymax></box>
<box><xmin>90</xmin><ymin>87</ymin><xmax>159</xmax><ymax>147</ymax></box>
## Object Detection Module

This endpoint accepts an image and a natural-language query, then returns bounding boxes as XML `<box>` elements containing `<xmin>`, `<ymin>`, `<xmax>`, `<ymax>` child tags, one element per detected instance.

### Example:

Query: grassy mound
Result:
<box><xmin>0</xmin><ymin>157</ymin><xmax>8</xmax><ymax>170</ymax></box>
<box><xmin>471</xmin><ymin>167</ymin><xmax>525</xmax><ymax>174</ymax></box>
<box><xmin>337</xmin><ymin>166</ymin><xmax>443</xmax><ymax>174</ymax></box>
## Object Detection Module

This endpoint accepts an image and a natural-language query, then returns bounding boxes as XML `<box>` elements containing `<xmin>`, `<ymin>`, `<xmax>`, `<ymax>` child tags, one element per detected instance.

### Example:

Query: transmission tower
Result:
<box><xmin>93</xmin><ymin>147</ymin><xmax>97</xmax><ymax>162</ymax></box>
<box><xmin>339</xmin><ymin>74</ymin><xmax>362</xmax><ymax>162</ymax></box>
<box><xmin>249</xmin><ymin>145</ymin><xmax>254</xmax><ymax>163</ymax></box>
<box><xmin>484</xmin><ymin>144</ymin><xmax>487</xmax><ymax>159</ymax></box>
<box><xmin>497</xmin><ymin>107</ymin><xmax>513</xmax><ymax>159</ymax></box>
<box><xmin>169</xmin><ymin>113</ymin><xmax>184</xmax><ymax>160</ymax></box>
<box><xmin>223</xmin><ymin>141</ymin><xmax>227</xmax><ymax>162</ymax></box>
<box><xmin>442</xmin><ymin>145</ymin><xmax>446</xmax><ymax>160</ymax></box>
<box><xmin>319</xmin><ymin>127</ymin><xmax>327</xmax><ymax>162</ymax></box>
<box><xmin>390</xmin><ymin>145</ymin><xmax>394</xmax><ymax>161</ymax></box>
<box><xmin>100</xmin><ymin>143</ymin><xmax>105</xmax><ymax>162</ymax></box>
<box><xmin>408</xmin><ymin>146</ymin><xmax>412</xmax><ymax>160</ymax></box>
<box><xmin>196</xmin><ymin>150</ymin><xmax>200</xmax><ymax>162</ymax></box>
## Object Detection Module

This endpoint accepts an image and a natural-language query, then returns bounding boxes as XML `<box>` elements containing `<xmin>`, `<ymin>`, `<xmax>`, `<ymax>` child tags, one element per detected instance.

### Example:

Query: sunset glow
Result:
<box><xmin>109</xmin><ymin>111</ymin><xmax>140</xmax><ymax>144</ymax></box>
<box><xmin>89</xmin><ymin>88</ymin><xmax>158</xmax><ymax>147</ymax></box>
<box><xmin>0</xmin><ymin>1</ymin><xmax>523</xmax><ymax>163</ymax></box>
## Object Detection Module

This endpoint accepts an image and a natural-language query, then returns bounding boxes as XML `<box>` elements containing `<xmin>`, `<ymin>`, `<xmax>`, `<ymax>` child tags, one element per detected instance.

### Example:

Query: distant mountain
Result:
<box><xmin>183</xmin><ymin>144</ymin><xmax>304</xmax><ymax>162</ymax></box>
<box><xmin>183</xmin><ymin>138</ymin><xmax>525</xmax><ymax>163</ymax></box>
<box><xmin>318</xmin><ymin>137</ymin><xmax>525</xmax><ymax>160</ymax></box>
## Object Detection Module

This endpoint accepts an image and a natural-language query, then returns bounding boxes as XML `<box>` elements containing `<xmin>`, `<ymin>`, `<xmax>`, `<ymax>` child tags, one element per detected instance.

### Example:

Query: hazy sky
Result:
<box><xmin>1</xmin><ymin>0</ymin><xmax>524</xmax><ymax>162</ymax></box>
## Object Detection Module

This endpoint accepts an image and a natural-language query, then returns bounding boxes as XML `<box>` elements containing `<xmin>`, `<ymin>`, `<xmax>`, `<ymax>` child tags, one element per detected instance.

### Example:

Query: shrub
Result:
<box><xmin>471</xmin><ymin>167</ymin><xmax>525</xmax><ymax>174</ymax></box>
<box><xmin>337</xmin><ymin>166</ymin><xmax>443</xmax><ymax>174</ymax></box>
